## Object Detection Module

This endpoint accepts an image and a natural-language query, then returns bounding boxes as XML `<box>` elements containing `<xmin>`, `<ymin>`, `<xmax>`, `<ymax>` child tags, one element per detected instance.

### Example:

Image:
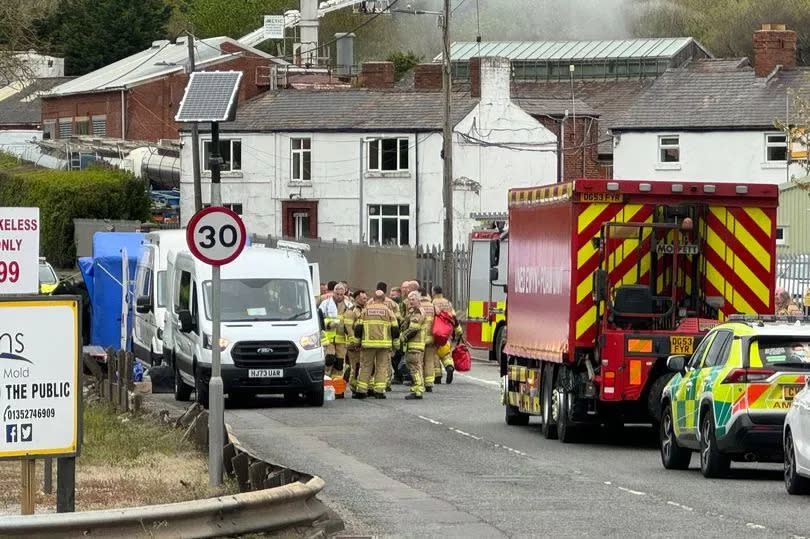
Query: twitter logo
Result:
<box><xmin>20</xmin><ymin>424</ymin><xmax>32</xmax><ymax>442</ymax></box>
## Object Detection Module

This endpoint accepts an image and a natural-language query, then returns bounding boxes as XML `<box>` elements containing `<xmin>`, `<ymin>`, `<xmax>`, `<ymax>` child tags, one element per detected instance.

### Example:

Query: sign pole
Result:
<box><xmin>208</xmin><ymin>120</ymin><xmax>224</xmax><ymax>487</ymax></box>
<box><xmin>56</xmin><ymin>456</ymin><xmax>76</xmax><ymax>513</ymax></box>
<box><xmin>21</xmin><ymin>460</ymin><xmax>35</xmax><ymax>515</ymax></box>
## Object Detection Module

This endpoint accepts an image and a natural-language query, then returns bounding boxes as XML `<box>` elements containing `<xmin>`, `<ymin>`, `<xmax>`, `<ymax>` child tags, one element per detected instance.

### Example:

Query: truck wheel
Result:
<box><xmin>556</xmin><ymin>388</ymin><xmax>578</xmax><ymax>443</ymax></box>
<box><xmin>174</xmin><ymin>365</ymin><xmax>192</xmax><ymax>402</ymax></box>
<box><xmin>541</xmin><ymin>363</ymin><xmax>557</xmax><ymax>440</ymax></box>
<box><xmin>493</xmin><ymin>327</ymin><xmax>505</xmax><ymax>363</ymax></box>
<box><xmin>660</xmin><ymin>404</ymin><xmax>691</xmax><ymax>470</ymax></box>
<box><xmin>647</xmin><ymin>373</ymin><xmax>674</xmax><ymax>426</ymax></box>
<box><xmin>194</xmin><ymin>366</ymin><xmax>210</xmax><ymax>409</ymax></box>
<box><xmin>699</xmin><ymin>410</ymin><xmax>730</xmax><ymax>478</ymax></box>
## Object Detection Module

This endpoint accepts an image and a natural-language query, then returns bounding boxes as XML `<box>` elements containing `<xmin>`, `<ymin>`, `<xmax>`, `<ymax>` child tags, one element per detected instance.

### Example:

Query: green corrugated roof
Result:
<box><xmin>444</xmin><ymin>38</ymin><xmax>706</xmax><ymax>62</ymax></box>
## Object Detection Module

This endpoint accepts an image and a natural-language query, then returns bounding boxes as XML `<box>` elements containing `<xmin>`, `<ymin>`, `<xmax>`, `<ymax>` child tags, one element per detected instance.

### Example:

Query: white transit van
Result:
<box><xmin>133</xmin><ymin>230</ymin><xmax>188</xmax><ymax>365</ymax></box>
<box><xmin>167</xmin><ymin>243</ymin><xmax>324</xmax><ymax>406</ymax></box>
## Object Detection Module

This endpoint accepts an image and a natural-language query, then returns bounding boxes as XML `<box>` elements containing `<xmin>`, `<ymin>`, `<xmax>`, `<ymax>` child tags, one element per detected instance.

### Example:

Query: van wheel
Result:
<box><xmin>174</xmin><ymin>365</ymin><xmax>192</xmax><ymax>402</ymax></box>
<box><xmin>194</xmin><ymin>367</ymin><xmax>209</xmax><ymax>409</ymax></box>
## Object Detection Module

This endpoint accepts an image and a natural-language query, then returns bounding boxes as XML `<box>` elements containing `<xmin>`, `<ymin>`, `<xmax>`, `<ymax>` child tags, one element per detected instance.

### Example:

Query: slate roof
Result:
<box><xmin>0</xmin><ymin>77</ymin><xmax>73</xmax><ymax>126</ymax></box>
<box><xmin>47</xmin><ymin>37</ymin><xmax>284</xmax><ymax>97</ymax></box>
<box><xmin>513</xmin><ymin>97</ymin><xmax>596</xmax><ymax>117</ymax></box>
<box><xmin>218</xmin><ymin>89</ymin><xmax>478</xmax><ymax>132</ymax></box>
<box><xmin>612</xmin><ymin>59</ymin><xmax>810</xmax><ymax>130</ymax></box>
<box><xmin>512</xmin><ymin>79</ymin><xmax>654</xmax><ymax>153</ymax></box>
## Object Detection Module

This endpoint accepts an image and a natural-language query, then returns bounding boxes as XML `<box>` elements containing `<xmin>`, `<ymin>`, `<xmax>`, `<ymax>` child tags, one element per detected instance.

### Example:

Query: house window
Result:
<box><xmin>203</xmin><ymin>139</ymin><xmax>241</xmax><ymax>172</ymax></box>
<box><xmin>291</xmin><ymin>138</ymin><xmax>311</xmax><ymax>181</ymax></box>
<box><xmin>368</xmin><ymin>204</ymin><xmax>409</xmax><ymax>246</ymax></box>
<box><xmin>765</xmin><ymin>133</ymin><xmax>787</xmax><ymax>162</ymax></box>
<box><xmin>75</xmin><ymin>117</ymin><xmax>89</xmax><ymax>136</ymax></box>
<box><xmin>368</xmin><ymin>138</ymin><xmax>409</xmax><ymax>171</ymax></box>
<box><xmin>202</xmin><ymin>203</ymin><xmax>243</xmax><ymax>215</ymax></box>
<box><xmin>43</xmin><ymin>120</ymin><xmax>56</xmax><ymax>140</ymax></box>
<box><xmin>92</xmin><ymin>116</ymin><xmax>106</xmax><ymax>136</ymax></box>
<box><xmin>776</xmin><ymin>226</ymin><xmax>787</xmax><ymax>246</ymax></box>
<box><xmin>659</xmin><ymin>135</ymin><xmax>680</xmax><ymax>163</ymax></box>
<box><xmin>58</xmin><ymin>118</ymin><xmax>72</xmax><ymax>139</ymax></box>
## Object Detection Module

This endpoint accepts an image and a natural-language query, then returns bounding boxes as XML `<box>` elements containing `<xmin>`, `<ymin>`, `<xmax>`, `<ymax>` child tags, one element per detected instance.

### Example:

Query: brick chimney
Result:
<box><xmin>414</xmin><ymin>63</ymin><xmax>442</xmax><ymax>90</ymax></box>
<box><xmin>470</xmin><ymin>57</ymin><xmax>511</xmax><ymax>101</ymax></box>
<box><xmin>360</xmin><ymin>62</ymin><xmax>394</xmax><ymax>88</ymax></box>
<box><xmin>753</xmin><ymin>23</ymin><xmax>797</xmax><ymax>78</ymax></box>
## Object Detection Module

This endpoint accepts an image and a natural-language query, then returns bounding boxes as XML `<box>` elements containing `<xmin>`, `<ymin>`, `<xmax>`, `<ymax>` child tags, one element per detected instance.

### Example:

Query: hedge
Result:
<box><xmin>0</xmin><ymin>156</ymin><xmax>150</xmax><ymax>267</ymax></box>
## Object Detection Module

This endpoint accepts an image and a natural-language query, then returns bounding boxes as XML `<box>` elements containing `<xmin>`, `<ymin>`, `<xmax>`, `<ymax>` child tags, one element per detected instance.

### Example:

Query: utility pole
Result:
<box><xmin>187</xmin><ymin>31</ymin><xmax>203</xmax><ymax>212</ymax></box>
<box><xmin>441</xmin><ymin>0</ymin><xmax>454</xmax><ymax>300</ymax></box>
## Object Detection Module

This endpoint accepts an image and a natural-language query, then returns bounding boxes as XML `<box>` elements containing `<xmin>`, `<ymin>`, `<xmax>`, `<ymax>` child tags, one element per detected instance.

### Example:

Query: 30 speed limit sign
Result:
<box><xmin>186</xmin><ymin>206</ymin><xmax>247</xmax><ymax>266</ymax></box>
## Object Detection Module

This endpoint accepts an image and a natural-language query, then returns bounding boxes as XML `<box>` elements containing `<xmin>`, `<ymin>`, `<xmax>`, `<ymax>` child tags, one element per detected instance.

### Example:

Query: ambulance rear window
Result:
<box><xmin>756</xmin><ymin>339</ymin><xmax>810</xmax><ymax>366</ymax></box>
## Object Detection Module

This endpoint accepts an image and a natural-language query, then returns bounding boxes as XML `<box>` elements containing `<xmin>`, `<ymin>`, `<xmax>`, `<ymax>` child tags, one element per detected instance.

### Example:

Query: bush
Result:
<box><xmin>0</xmin><ymin>157</ymin><xmax>150</xmax><ymax>267</ymax></box>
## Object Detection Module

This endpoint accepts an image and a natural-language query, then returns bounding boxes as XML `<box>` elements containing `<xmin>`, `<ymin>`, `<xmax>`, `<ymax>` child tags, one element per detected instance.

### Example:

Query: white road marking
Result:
<box><xmin>667</xmin><ymin>501</ymin><xmax>694</xmax><ymax>511</ymax></box>
<box><xmin>603</xmin><ymin>481</ymin><xmax>612</xmax><ymax>485</ymax></box>
<box><xmin>417</xmin><ymin>415</ymin><xmax>443</xmax><ymax>426</ymax></box>
<box><xmin>450</xmin><ymin>427</ymin><xmax>482</xmax><ymax>441</ymax></box>
<box><xmin>617</xmin><ymin>486</ymin><xmax>646</xmax><ymax>496</ymax></box>
<box><xmin>746</xmin><ymin>523</ymin><xmax>767</xmax><ymax>530</ymax></box>
<box><xmin>456</xmin><ymin>373</ymin><xmax>501</xmax><ymax>387</ymax></box>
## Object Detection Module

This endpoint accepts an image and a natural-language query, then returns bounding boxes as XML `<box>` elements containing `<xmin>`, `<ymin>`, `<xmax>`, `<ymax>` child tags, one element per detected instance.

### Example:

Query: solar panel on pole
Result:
<box><xmin>175</xmin><ymin>71</ymin><xmax>243</xmax><ymax>123</ymax></box>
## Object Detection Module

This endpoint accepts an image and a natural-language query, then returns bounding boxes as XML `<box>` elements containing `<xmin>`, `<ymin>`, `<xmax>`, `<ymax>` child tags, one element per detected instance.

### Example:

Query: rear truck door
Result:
<box><xmin>467</xmin><ymin>237</ymin><xmax>493</xmax><ymax>349</ymax></box>
<box><xmin>742</xmin><ymin>338</ymin><xmax>810</xmax><ymax>424</ymax></box>
<box><xmin>672</xmin><ymin>332</ymin><xmax>716</xmax><ymax>440</ymax></box>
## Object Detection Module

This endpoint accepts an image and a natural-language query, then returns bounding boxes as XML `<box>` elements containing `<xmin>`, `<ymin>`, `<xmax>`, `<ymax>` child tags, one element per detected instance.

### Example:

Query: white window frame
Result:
<box><xmin>92</xmin><ymin>115</ymin><xmax>106</xmax><ymax>137</ymax></box>
<box><xmin>658</xmin><ymin>135</ymin><xmax>680</xmax><ymax>163</ymax></box>
<box><xmin>43</xmin><ymin>119</ymin><xmax>56</xmax><ymax>140</ymax></box>
<box><xmin>293</xmin><ymin>211</ymin><xmax>309</xmax><ymax>239</ymax></box>
<box><xmin>291</xmin><ymin>137</ymin><xmax>312</xmax><ymax>181</ymax></box>
<box><xmin>367</xmin><ymin>204</ymin><xmax>410</xmax><ymax>246</ymax></box>
<box><xmin>58</xmin><ymin>118</ymin><xmax>72</xmax><ymax>139</ymax></box>
<box><xmin>765</xmin><ymin>133</ymin><xmax>788</xmax><ymax>163</ymax></box>
<box><xmin>202</xmin><ymin>139</ymin><xmax>241</xmax><ymax>172</ymax></box>
<box><xmin>776</xmin><ymin>226</ymin><xmax>788</xmax><ymax>246</ymax></box>
<box><xmin>367</xmin><ymin>137</ymin><xmax>409</xmax><ymax>172</ymax></box>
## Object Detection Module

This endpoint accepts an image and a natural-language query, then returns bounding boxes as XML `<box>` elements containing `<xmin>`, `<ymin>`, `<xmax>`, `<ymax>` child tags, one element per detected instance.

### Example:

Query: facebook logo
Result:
<box><xmin>20</xmin><ymin>424</ymin><xmax>32</xmax><ymax>442</ymax></box>
<box><xmin>5</xmin><ymin>424</ymin><xmax>17</xmax><ymax>443</ymax></box>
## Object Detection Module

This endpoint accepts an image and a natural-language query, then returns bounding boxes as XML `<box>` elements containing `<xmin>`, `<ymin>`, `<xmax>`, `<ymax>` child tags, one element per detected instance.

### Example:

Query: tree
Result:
<box><xmin>775</xmin><ymin>92</ymin><xmax>810</xmax><ymax>193</ymax></box>
<box><xmin>35</xmin><ymin>0</ymin><xmax>173</xmax><ymax>76</ymax></box>
<box><xmin>388</xmin><ymin>50</ymin><xmax>421</xmax><ymax>80</ymax></box>
<box><xmin>0</xmin><ymin>0</ymin><xmax>57</xmax><ymax>83</ymax></box>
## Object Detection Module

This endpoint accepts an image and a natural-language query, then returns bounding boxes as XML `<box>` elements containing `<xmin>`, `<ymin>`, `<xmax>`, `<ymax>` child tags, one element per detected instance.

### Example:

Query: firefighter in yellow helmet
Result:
<box><xmin>344</xmin><ymin>289</ymin><xmax>368</xmax><ymax>393</ymax></box>
<box><xmin>353</xmin><ymin>290</ymin><xmax>398</xmax><ymax>399</ymax></box>
<box><xmin>401</xmin><ymin>290</ymin><xmax>426</xmax><ymax>399</ymax></box>
<box><xmin>432</xmin><ymin>285</ymin><xmax>462</xmax><ymax>384</ymax></box>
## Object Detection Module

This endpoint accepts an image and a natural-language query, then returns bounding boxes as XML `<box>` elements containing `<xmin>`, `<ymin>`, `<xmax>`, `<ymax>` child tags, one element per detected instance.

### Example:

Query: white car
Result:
<box><xmin>783</xmin><ymin>339</ymin><xmax>810</xmax><ymax>495</ymax></box>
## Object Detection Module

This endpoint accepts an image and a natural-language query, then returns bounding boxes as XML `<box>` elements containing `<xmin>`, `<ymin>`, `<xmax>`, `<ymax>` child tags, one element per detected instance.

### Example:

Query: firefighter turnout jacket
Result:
<box><xmin>357</xmin><ymin>300</ymin><xmax>399</xmax><ymax>349</ymax></box>
<box><xmin>401</xmin><ymin>306</ymin><xmax>426</xmax><ymax>351</ymax></box>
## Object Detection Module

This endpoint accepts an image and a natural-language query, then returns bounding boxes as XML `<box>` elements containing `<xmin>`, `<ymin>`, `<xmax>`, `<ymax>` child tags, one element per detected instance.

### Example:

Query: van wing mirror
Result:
<box><xmin>490</xmin><ymin>239</ymin><xmax>500</xmax><ymax>268</ymax></box>
<box><xmin>489</xmin><ymin>267</ymin><xmax>499</xmax><ymax>283</ymax></box>
<box><xmin>666</xmin><ymin>355</ymin><xmax>686</xmax><ymax>373</ymax></box>
<box><xmin>178</xmin><ymin>310</ymin><xmax>193</xmax><ymax>333</ymax></box>
<box><xmin>136</xmin><ymin>295</ymin><xmax>152</xmax><ymax>314</ymax></box>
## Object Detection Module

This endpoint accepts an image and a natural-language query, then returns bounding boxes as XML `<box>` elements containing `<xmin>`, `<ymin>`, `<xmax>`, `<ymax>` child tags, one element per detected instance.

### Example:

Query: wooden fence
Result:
<box><xmin>82</xmin><ymin>348</ymin><xmax>140</xmax><ymax>413</ymax></box>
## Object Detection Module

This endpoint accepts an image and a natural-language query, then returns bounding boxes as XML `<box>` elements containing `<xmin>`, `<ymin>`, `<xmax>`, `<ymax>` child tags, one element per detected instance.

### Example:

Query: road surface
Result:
<box><xmin>152</xmin><ymin>354</ymin><xmax>809</xmax><ymax>537</ymax></box>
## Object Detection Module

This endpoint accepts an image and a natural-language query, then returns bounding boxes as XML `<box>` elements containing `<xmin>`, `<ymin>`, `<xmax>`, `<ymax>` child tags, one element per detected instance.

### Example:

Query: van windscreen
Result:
<box><xmin>203</xmin><ymin>279</ymin><xmax>311</xmax><ymax>322</ymax></box>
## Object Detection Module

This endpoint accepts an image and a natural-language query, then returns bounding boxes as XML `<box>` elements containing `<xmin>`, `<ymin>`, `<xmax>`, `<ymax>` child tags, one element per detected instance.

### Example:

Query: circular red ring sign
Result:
<box><xmin>185</xmin><ymin>206</ymin><xmax>247</xmax><ymax>266</ymax></box>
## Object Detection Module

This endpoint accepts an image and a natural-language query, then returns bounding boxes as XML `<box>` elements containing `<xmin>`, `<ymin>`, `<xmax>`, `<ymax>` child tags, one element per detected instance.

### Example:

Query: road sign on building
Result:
<box><xmin>0</xmin><ymin>297</ymin><xmax>81</xmax><ymax>459</ymax></box>
<box><xmin>0</xmin><ymin>207</ymin><xmax>40</xmax><ymax>294</ymax></box>
<box><xmin>186</xmin><ymin>206</ymin><xmax>247</xmax><ymax>266</ymax></box>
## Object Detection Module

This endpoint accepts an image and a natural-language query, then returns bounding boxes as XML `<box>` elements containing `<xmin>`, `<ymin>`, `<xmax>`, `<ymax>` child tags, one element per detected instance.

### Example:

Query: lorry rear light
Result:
<box><xmin>604</xmin><ymin>371</ymin><xmax>615</xmax><ymax>384</ymax></box>
<box><xmin>736</xmin><ymin>185</ymin><xmax>748</xmax><ymax>194</ymax></box>
<box><xmin>671</xmin><ymin>184</ymin><xmax>684</xmax><ymax>193</ymax></box>
<box><xmin>721</xmin><ymin>368</ymin><xmax>775</xmax><ymax>384</ymax></box>
<box><xmin>703</xmin><ymin>184</ymin><xmax>716</xmax><ymax>193</ymax></box>
<box><xmin>639</xmin><ymin>183</ymin><xmax>651</xmax><ymax>192</ymax></box>
<box><xmin>607</xmin><ymin>182</ymin><xmax>619</xmax><ymax>191</ymax></box>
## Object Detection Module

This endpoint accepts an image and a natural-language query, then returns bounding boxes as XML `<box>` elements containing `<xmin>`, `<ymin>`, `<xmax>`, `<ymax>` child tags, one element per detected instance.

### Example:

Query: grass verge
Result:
<box><xmin>0</xmin><ymin>401</ymin><xmax>236</xmax><ymax>514</ymax></box>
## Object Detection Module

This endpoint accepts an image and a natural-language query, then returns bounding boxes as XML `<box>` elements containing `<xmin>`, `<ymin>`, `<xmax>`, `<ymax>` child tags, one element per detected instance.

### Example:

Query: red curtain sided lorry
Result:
<box><xmin>495</xmin><ymin>179</ymin><xmax>779</xmax><ymax>442</ymax></box>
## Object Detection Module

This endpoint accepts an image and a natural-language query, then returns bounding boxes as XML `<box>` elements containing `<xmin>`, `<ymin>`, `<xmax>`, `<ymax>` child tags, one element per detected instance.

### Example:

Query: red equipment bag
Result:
<box><xmin>432</xmin><ymin>310</ymin><xmax>455</xmax><ymax>347</ymax></box>
<box><xmin>452</xmin><ymin>343</ymin><xmax>472</xmax><ymax>372</ymax></box>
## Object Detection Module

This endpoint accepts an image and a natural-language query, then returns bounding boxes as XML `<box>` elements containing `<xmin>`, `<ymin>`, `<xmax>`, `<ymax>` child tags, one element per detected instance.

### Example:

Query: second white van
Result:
<box><xmin>166</xmin><ymin>245</ymin><xmax>324</xmax><ymax>406</ymax></box>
